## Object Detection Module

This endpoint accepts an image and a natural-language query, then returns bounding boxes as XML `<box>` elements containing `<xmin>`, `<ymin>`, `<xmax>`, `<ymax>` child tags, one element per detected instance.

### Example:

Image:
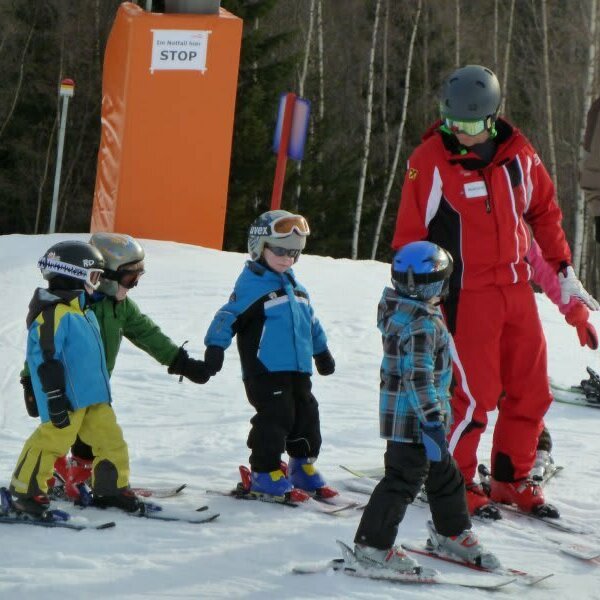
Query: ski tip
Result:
<box><xmin>175</xmin><ymin>484</ymin><xmax>187</xmax><ymax>494</ymax></box>
<box><xmin>96</xmin><ymin>521</ymin><xmax>117</xmax><ymax>530</ymax></box>
<box><xmin>335</xmin><ymin>539</ymin><xmax>355</xmax><ymax>562</ymax></box>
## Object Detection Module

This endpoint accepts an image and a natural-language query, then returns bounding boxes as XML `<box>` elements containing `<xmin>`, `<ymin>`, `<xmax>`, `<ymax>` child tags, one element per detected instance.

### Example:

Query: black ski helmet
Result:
<box><xmin>38</xmin><ymin>240</ymin><xmax>105</xmax><ymax>290</ymax></box>
<box><xmin>439</xmin><ymin>65</ymin><xmax>501</xmax><ymax>122</ymax></box>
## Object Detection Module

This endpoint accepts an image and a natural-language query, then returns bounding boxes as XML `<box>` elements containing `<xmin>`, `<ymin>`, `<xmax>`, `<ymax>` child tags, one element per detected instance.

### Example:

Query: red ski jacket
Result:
<box><xmin>392</xmin><ymin>119</ymin><xmax>571</xmax><ymax>293</ymax></box>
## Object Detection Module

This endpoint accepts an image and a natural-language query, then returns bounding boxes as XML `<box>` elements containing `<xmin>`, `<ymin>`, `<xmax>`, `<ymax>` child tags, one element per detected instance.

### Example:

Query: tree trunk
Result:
<box><xmin>351</xmin><ymin>0</ymin><xmax>382</xmax><ymax>259</ymax></box>
<box><xmin>381</xmin><ymin>0</ymin><xmax>390</xmax><ymax>175</ymax></box>
<box><xmin>499</xmin><ymin>0</ymin><xmax>515</xmax><ymax>115</ymax></box>
<box><xmin>294</xmin><ymin>0</ymin><xmax>316</xmax><ymax>210</ymax></box>
<box><xmin>370</xmin><ymin>0</ymin><xmax>422</xmax><ymax>259</ymax></box>
<box><xmin>576</xmin><ymin>0</ymin><xmax>598</xmax><ymax>276</ymax></box>
<box><xmin>455</xmin><ymin>0</ymin><xmax>460</xmax><ymax>66</ymax></box>
<box><xmin>317</xmin><ymin>0</ymin><xmax>324</xmax><ymax>122</ymax></box>
<box><xmin>0</xmin><ymin>19</ymin><xmax>35</xmax><ymax>141</ymax></box>
<box><xmin>541</xmin><ymin>0</ymin><xmax>558</xmax><ymax>192</ymax></box>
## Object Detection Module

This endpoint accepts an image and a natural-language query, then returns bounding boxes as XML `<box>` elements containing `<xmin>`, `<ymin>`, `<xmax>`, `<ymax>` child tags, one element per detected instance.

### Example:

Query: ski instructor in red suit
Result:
<box><xmin>392</xmin><ymin>65</ymin><xmax>599</xmax><ymax>519</ymax></box>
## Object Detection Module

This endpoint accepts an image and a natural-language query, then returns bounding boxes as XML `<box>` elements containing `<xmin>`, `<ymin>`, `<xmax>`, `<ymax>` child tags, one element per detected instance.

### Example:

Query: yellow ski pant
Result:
<box><xmin>10</xmin><ymin>403</ymin><xmax>129</xmax><ymax>497</ymax></box>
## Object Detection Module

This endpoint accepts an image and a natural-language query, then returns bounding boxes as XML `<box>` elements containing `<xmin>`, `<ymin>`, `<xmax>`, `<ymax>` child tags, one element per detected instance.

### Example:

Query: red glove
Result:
<box><xmin>565</xmin><ymin>302</ymin><xmax>598</xmax><ymax>350</ymax></box>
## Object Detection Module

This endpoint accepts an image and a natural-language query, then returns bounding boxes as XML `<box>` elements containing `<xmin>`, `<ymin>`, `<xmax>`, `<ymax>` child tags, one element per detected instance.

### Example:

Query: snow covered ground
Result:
<box><xmin>0</xmin><ymin>233</ymin><xmax>599</xmax><ymax>599</ymax></box>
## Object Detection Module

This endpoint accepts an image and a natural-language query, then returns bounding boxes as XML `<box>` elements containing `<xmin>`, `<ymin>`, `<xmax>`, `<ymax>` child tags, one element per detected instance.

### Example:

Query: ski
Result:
<box><xmin>401</xmin><ymin>542</ymin><xmax>553</xmax><ymax>586</ymax></box>
<box><xmin>292</xmin><ymin>540</ymin><xmax>516</xmax><ymax>589</ymax></box>
<box><xmin>342</xmin><ymin>462</ymin><xmax>562</xmax><ymax>488</ymax></box>
<box><xmin>206</xmin><ymin>465</ymin><xmax>359</xmax><ymax>515</ymax></box>
<box><xmin>130</xmin><ymin>484</ymin><xmax>187</xmax><ymax>498</ymax></box>
<box><xmin>549</xmin><ymin>382</ymin><xmax>600</xmax><ymax>409</ymax></box>
<box><xmin>129</xmin><ymin>501</ymin><xmax>219</xmax><ymax>524</ymax></box>
<box><xmin>476</xmin><ymin>465</ymin><xmax>593</xmax><ymax>535</ymax></box>
<box><xmin>0</xmin><ymin>488</ymin><xmax>115</xmax><ymax>531</ymax></box>
<box><xmin>0</xmin><ymin>512</ymin><xmax>116</xmax><ymax>531</ymax></box>
<box><xmin>206</xmin><ymin>484</ymin><xmax>357</xmax><ymax>516</ymax></box>
<box><xmin>87</xmin><ymin>500</ymin><xmax>219</xmax><ymax>524</ymax></box>
<box><xmin>497</xmin><ymin>503</ymin><xmax>593</xmax><ymax>535</ymax></box>
<box><xmin>50</xmin><ymin>481</ymin><xmax>187</xmax><ymax>501</ymax></box>
<box><xmin>339</xmin><ymin>464</ymin><xmax>384</xmax><ymax>480</ymax></box>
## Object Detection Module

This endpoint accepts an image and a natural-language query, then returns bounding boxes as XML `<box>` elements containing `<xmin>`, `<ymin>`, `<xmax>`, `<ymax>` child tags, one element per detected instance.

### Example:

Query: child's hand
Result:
<box><xmin>47</xmin><ymin>389</ymin><xmax>71</xmax><ymax>429</ymax></box>
<box><xmin>565</xmin><ymin>302</ymin><xmax>598</xmax><ymax>349</ymax></box>
<box><xmin>20</xmin><ymin>376</ymin><xmax>39</xmax><ymax>417</ymax></box>
<box><xmin>168</xmin><ymin>348</ymin><xmax>211</xmax><ymax>384</ymax></box>
<box><xmin>204</xmin><ymin>346</ymin><xmax>225</xmax><ymax>375</ymax></box>
<box><xmin>421</xmin><ymin>421</ymin><xmax>448</xmax><ymax>462</ymax></box>
<box><xmin>314</xmin><ymin>348</ymin><xmax>335</xmax><ymax>376</ymax></box>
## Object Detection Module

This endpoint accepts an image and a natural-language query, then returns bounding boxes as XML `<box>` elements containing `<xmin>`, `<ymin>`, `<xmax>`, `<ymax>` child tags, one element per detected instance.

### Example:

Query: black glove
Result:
<box><xmin>204</xmin><ymin>345</ymin><xmax>224</xmax><ymax>376</ymax></box>
<box><xmin>47</xmin><ymin>389</ymin><xmax>71</xmax><ymax>429</ymax></box>
<box><xmin>20</xmin><ymin>376</ymin><xmax>39</xmax><ymax>418</ymax></box>
<box><xmin>38</xmin><ymin>359</ymin><xmax>71</xmax><ymax>429</ymax></box>
<box><xmin>168</xmin><ymin>347</ymin><xmax>211</xmax><ymax>384</ymax></box>
<box><xmin>314</xmin><ymin>348</ymin><xmax>335</xmax><ymax>376</ymax></box>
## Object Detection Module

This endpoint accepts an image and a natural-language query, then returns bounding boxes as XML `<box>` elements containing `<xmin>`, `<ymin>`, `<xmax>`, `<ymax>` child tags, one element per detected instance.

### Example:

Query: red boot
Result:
<box><xmin>465</xmin><ymin>482</ymin><xmax>501</xmax><ymax>520</ymax></box>
<box><xmin>489</xmin><ymin>478</ymin><xmax>559</xmax><ymax>517</ymax></box>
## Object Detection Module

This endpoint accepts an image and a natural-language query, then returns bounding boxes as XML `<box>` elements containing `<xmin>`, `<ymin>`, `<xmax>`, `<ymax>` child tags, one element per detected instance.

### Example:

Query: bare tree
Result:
<box><xmin>541</xmin><ymin>0</ymin><xmax>558</xmax><ymax>192</ymax></box>
<box><xmin>371</xmin><ymin>0</ymin><xmax>422</xmax><ymax>259</ymax></box>
<box><xmin>294</xmin><ymin>0</ymin><xmax>316</xmax><ymax>208</ymax></box>
<box><xmin>576</xmin><ymin>0</ymin><xmax>599</xmax><ymax>275</ymax></box>
<box><xmin>455</xmin><ymin>0</ymin><xmax>460</xmax><ymax>67</ymax></box>
<box><xmin>351</xmin><ymin>0</ymin><xmax>382</xmax><ymax>259</ymax></box>
<box><xmin>0</xmin><ymin>19</ymin><xmax>35</xmax><ymax>141</ymax></box>
<box><xmin>499</xmin><ymin>0</ymin><xmax>515</xmax><ymax>115</ymax></box>
<box><xmin>381</xmin><ymin>0</ymin><xmax>390</xmax><ymax>175</ymax></box>
<box><xmin>493</xmin><ymin>0</ymin><xmax>499</xmax><ymax>71</ymax></box>
<box><xmin>316</xmin><ymin>0</ymin><xmax>324</xmax><ymax>121</ymax></box>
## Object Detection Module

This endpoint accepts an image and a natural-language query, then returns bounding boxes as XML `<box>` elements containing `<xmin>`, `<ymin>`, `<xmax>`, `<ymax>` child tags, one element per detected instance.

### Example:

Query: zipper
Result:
<box><xmin>479</xmin><ymin>169</ymin><xmax>492</xmax><ymax>213</ymax></box>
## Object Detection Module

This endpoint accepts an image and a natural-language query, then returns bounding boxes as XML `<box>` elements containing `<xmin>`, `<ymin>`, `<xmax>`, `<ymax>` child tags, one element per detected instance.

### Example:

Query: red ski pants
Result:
<box><xmin>447</xmin><ymin>283</ymin><xmax>551</xmax><ymax>483</ymax></box>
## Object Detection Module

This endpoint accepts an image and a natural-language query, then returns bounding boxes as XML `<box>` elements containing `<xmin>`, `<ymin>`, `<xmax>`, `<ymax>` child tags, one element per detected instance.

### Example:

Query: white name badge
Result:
<box><xmin>464</xmin><ymin>180</ymin><xmax>487</xmax><ymax>198</ymax></box>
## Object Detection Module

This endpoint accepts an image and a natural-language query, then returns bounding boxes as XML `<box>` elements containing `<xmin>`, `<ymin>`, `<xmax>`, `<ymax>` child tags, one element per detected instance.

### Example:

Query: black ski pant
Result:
<box><xmin>354</xmin><ymin>441</ymin><xmax>470</xmax><ymax>550</ymax></box>
<box><xmin>244</xmin><ymin>372</ymin><xmax>321</xmax><ymax>473</ymax></box>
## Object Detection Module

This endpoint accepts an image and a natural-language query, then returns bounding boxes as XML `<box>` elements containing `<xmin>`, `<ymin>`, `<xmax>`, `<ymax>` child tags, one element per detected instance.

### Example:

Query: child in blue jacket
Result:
<box><xmin>352</xmin><ymin>241</ymin><xmax>500</xmax><ymax>574</ymax></box>
<box><xmin>203</xmin><ymin>210</ymin><xmax>335</xmax><ymax>498</ymax></box>
<box><xmin>9</xmin><ymin>241</ymin><xmax>139</xmax><ymax>516</ymax></box>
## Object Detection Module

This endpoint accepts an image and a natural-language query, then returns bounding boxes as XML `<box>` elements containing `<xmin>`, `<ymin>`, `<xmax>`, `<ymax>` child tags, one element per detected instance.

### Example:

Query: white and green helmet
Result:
<box><xmin>89</xmin><ymin>232</ymin><xmax>145</xmax><ymax>297</ymax></box>
<box><xmin>247</xmin><ymin>210</ymin><xmax>310</xmax><ymax>261</ymax></box>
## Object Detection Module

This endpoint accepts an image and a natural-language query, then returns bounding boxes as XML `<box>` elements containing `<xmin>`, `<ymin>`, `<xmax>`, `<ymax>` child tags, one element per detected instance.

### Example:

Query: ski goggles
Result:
<box><xmin>265</xmin><ymin>244</ymin><xmax>302</xmax><ymax>258</ymax></box>
<box><xmin>103</xmin><ymin>261</ymin><xmax>145</xmax><ymax>289</ymax></box>
<box><xmin>270</xmin><ymin>215</ymin><xmax>310</xmax><ymax>237</ymax></box>
<box><xmin>38</xmin><ymin>257</ymin><xmax>105</xmax><ymax>290</ymax></box>
<box><xmin>445</xmin><ymin>117</ymin><xmax>493</xmax><ymax>136</ymax></box>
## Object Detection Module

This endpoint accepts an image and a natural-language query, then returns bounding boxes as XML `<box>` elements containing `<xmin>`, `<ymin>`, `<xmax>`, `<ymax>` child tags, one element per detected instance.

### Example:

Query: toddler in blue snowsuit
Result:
<box><xmin>203</xmin><ymin>210</ymin><xmax>335</xmax><ymax>497</ymax></box>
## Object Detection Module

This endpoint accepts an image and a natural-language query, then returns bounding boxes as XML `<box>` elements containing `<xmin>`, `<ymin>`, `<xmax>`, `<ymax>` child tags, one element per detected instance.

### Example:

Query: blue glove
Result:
<box><xmin>421</xmin><ymin>421</ymin><xmax>448</xmax><ymax>462</ymax></box>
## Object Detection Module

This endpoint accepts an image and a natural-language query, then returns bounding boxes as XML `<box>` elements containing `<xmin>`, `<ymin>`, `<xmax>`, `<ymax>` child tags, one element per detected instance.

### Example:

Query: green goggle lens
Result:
<box><xmin>445</xmin><ymin>118</ymin><xmax>489</xmax><ymax>136</ymax></box>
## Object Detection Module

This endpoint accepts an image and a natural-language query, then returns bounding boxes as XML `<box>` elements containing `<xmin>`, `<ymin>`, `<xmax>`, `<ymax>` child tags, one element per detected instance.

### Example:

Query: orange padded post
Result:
<box><xmin>91</xmin><ymin>2</ymin><xmax>242</xmax><ymax>249</ymax></box>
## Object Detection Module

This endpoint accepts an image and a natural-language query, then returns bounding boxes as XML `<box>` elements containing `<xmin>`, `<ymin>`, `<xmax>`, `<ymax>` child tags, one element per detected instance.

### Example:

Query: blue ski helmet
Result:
<box><xmin>391</xmin><ymin>241</ymin><xmax>453</xmax><ymax>301</ymax></box>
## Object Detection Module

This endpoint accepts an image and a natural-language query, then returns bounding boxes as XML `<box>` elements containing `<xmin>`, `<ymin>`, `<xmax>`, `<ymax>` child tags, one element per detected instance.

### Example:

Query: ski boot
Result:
<box><xmin>51</xmin><ymin>454</ymin><xmax>93</xmax><ymax>501</ymax></box>
<box><xmin>93</xmin><ymin>488</ymin><xmax>141</xmax><ymax>513</ymax></box>
<box><xmin>489</xmin><ymin>478</ymin><xmax>559</xmax><ymax>517</ymax></box>
<box><xmin>465</xmin><ymin>482</ymin><xmax>501</xmax><ymax>520</ymax></box>
<box><xmin>353</xmin><ymin>544</ymin><xmax>421</xmax><ymax>574</ymax></box>
<box><xmin>426</xmin><ymin>520</ymin><xmax>502</xmax><ymax>569</ymax></box>
<box><xmin>250</xmin><ymin>469</ymin><xmax>294</xmax><ymax>497</ymax></box>
<box><xmin>579</xmin><ymin>366</ymin><xmax>600</xmax><ymax>403</ymax></box>
<box><xmin>529</xmin><ymin>450</ymin><xmax>555</xmax><ymax>482</ymax></box>
<box><xmin>287</xmin><ymin>457</ymin><xmax>338</xmax><ymax>500</ymax></box>
<box><xmin>11</xmin><ymin>492</ymin><xmax>51</xmax><ymax>518</ymax></box>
